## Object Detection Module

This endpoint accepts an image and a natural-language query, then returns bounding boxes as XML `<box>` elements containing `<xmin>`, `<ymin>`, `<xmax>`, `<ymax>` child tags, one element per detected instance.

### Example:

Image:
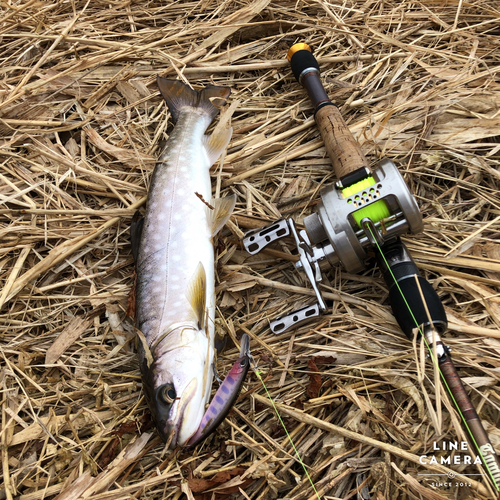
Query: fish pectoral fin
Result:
<box><xmin>209</xmin><ymin>195</ymin><xmax>237</xmax><ymax>236</ymax></box>
<box><xmin>203</xmin><ymin>125</ymin><xmax>232</xmax><ymax>166</ymax></box>
<box><xmin>136</xmin><ymin>328</ymin><xmax>154</xmax><ymax>368</ymax></box>
<box><xmin>130</xmin><ymin>211</ymin><xmax>144</xmax><ymax>263</ymax></box>
<box><xmin>186</xmin><ymin>262</ymin><xmax>206</xmax><ymax>330</ymax></box>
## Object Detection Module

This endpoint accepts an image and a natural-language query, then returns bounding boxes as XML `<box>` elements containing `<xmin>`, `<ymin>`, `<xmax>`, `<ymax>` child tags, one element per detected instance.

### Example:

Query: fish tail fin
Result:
<box><xmin>157</xmin><ymin>77</ymin><xmax>231</xmax><ymax>123</ymax></box>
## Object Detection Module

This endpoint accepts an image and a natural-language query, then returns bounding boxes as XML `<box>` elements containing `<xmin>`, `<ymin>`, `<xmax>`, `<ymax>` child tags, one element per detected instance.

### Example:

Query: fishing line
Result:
<box><xmin>243</xmin><ymin>228</ymin><xmax>499</xmax><ymax>496</ymax></box>
<box><xmin>254</xmin><ymin>367</ymin><xmax>323</xmax><ymax>500</ymax></box>
<box><xmin>369</xmin><ymin>227</ymin><xmax>500</xmax><ymax>491</ymax></box>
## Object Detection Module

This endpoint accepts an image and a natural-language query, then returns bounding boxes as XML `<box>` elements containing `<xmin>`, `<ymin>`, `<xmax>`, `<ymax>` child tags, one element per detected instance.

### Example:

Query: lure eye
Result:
<box><xmin>240</xmin><ymin>357</ymin><xmax>248</xmax><ymax>368</ymax></box>
<box><xmin>158</xmin><ymin>384</ymin><xmax>176</xmax><ymax>405</ymax></box>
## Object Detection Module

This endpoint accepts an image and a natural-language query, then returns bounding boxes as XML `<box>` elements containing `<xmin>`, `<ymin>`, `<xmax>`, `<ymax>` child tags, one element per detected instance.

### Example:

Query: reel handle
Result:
<box><xmin>287</xmin><ymin>43</ymin><xmax>369</xmax><ymax>180</ymax></box>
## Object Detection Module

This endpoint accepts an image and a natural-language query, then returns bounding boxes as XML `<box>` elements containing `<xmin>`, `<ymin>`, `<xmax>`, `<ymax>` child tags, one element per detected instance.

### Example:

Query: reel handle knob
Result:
<box><xmin>287</xmin><ymin>43</ymin><xmax>369</xmax><ymax>180</ymax></box>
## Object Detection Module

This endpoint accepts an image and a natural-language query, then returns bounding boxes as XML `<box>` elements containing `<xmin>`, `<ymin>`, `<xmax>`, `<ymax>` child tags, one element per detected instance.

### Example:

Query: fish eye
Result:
<box><xmin>240</xmin><ymin>357</ymin><xmax>248</xmax><ymax>368</ymax></box>
<box><xmin>159</xmin><ymin>385</ymin><xmax>176</xmax><ymax>405</ymax></box>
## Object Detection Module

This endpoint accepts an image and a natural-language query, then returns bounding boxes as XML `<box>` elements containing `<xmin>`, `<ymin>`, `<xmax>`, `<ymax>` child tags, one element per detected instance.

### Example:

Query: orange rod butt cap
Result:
<box><xmin>286</xmin><ymin>43</ymin><xmax>312</xmax><ymax>61</ymax></box>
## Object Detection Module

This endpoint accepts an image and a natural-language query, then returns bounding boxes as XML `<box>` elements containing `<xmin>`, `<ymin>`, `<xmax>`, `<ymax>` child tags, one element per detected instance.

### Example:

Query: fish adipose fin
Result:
<box><xmin>209</xmin><ymin>195</ymin><xmax>237</xmax><ymax>236</ymax></box>
<box><xmin>203</xmin><ymin>126</ymin><xmax>232</xmax><ymax>165</ymax></box>
<box><xmin>186</xmin><ymin>262</ymin><xmax>207</xmax><ymax>330</ymax></box>
<box><xmin>130</xmin><ymin>211</ymin><xmax>144</xmax><ymax>263</ymax></box>
<box><xmin>157</xmin><ymin>77</ymin><xmax>231</xmax><ymax>123</ymax></box>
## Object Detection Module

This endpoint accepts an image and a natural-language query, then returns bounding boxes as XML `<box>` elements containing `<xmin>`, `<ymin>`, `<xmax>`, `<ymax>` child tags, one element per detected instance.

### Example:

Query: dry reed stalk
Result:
<box><xmin>0</xmin><ymin>1</ymin><xmax>499</xmax><ymax>499</ymax></box>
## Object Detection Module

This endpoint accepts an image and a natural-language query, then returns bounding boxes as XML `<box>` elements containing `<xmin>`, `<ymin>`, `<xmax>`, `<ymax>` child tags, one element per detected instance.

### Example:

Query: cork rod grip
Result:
<box><xmin>315</xmin><ymin>105</ymin><xmax>369</xmax><ymax>179</ymax></box>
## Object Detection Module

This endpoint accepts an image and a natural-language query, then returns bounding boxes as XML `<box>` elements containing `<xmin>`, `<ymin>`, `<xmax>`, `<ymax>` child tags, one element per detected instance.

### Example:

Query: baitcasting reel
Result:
<box><xmin>242</xmin><ymin>46</ymin><xmax>500</xmax><ymax>483</ymax></box>
<box><xmin>243</xmin><ymin>44</ymin><xmax>423</xmax><ymax>333</ymax></box>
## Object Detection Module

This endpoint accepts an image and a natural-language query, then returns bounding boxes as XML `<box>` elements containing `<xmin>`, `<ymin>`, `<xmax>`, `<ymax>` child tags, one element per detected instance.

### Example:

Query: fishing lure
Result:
<box><xmin>186</xmin><ymin>334</ymin><xmax>252</xmax><ymax>447</ymax></box>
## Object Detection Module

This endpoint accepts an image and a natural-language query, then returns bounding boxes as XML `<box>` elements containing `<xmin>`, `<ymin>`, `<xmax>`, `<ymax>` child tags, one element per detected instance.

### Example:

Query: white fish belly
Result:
<box><xmin>136</xmin><ymin>110</ymin><xmax>215</xmax><ymax>353</ymax></box>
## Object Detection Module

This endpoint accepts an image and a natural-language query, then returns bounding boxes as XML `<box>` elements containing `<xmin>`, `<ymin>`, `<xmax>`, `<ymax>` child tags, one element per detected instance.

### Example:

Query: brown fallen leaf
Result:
<box><xmin>186</xmin><ymin>478</ymin><xmax>217</xmax><ymax>494</ymax></box>
<box><xmin>313</xmin><ymin>355</ymin><xmax>336</xmax><ymax>365</ymax></box>
<box><xmin>205</xmin><ymin>474</ymin><xmax>246</xmax><ymax>492</ymax></box>
<box><xmin>182</xmin><ymin>467</ymin><xmax>249</xmax><ymax>497</ymax></box>
<box><xmin>306</xmin><ymin>358</ymin><xmax>322</xmax><ymax>399</ymax></box>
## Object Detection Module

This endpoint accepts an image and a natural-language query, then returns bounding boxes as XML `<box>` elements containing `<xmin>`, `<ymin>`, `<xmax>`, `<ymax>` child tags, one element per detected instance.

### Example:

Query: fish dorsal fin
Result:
<box><xmin>203</xmin><ymin>125</ymin><xmax>233</xmax><ymax>166</ymax></box>
<box><xmin>209</xmin><ymin>195</ymin><xmax>236</xmax><ymax>236</ymax></box>
<box><xmin>157</xmin><ymin>77</ymin><xmax>230</xmax><ymax>123</ymax></box>
<box><xmin>186</xmin><ymin>262</ymin><xmax>206</xmax><ymax>330</ymax></box>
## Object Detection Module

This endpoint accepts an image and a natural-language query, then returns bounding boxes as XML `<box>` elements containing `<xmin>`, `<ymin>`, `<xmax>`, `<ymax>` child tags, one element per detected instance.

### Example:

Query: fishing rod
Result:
<box><xmin>243</xmin><ymin>43</ymin><xmax>500</xmax><ymax>490</ymax></box>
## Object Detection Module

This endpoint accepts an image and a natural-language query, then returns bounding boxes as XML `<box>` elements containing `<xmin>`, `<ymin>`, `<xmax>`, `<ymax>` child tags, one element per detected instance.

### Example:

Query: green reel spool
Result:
<box><xmin>342</xmin><ymin>177</ymin><xmax>391</xmax><ymax>228</ymax></box>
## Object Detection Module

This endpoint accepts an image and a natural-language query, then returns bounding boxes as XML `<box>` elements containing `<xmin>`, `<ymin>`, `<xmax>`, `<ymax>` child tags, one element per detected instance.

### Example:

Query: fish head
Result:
<box><xmin>143</xmin><ymin>334</ymin><xmax>213</xmax><ymax>448</ymax></box>
<box><xmin>153</xmin><ymin>375</ymin><xmax>203</xmax><ymax>446</ymax></box>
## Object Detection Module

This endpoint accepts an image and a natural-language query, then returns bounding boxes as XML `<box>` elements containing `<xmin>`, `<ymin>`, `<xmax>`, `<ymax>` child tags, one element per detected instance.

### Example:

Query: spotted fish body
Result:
<box><xmin>135</xmin><ymin>78</ymin><xmax>235</xmax><ymax>447</ymax></box>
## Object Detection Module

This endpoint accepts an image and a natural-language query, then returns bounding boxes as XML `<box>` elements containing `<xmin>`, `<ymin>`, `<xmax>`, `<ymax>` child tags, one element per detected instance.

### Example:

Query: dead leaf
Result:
<box><xmin>223</xmin><ymin>272</ymin><xmax>257</xmax><ymax>292</ymax></box>
<box><xmin>78</xmin><ymin>432</ymin><xmax>152</xmax><ymax>497</ymax></box>
<box><xmin>415</xmin><ymin>59</ymin><xmax>464</xmax><ymax>82</ymax></box>
<box><xmin>187</xmin><ymin>467</ymin><xmax>248</xmax><ymax>494</ymax></box>
<box><xmin>313</xmin><ymin>356</ymin><xmax>336</xmax><ymax>365</ymax></box>
<box><xmin>86</xmin><ymin>127</ymin><xmax>155</xmax><ymax>164</ymax></box>
<box><xmin>45</xmin><ymin>316</ymin><xmax>92</xmax><ymax>365</ymax></box>
<box><xmin>206</xmin><ymin>475</ymin><xmax>246</xmax><ymax>492</ymax></box>
<box><xmin>306</xmin><ymin>358</ymin><xmax>322</xmax><ymax>399</ymax></box>
<box><xmin>199</xmin><ymin>0</ymin><xmax>271</xmax><ymax>50</ymax></box>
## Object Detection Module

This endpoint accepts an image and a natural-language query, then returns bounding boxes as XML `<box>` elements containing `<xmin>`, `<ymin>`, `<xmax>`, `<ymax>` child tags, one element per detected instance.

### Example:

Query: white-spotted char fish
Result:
<box><xmin>132</xmin><ymin>77</ymin><xmax>235</xmax><ymax>447</ymax></box>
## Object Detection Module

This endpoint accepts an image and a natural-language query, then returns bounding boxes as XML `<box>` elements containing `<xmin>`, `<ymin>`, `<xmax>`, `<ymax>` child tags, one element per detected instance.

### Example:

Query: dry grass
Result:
<box><xmin>1</xmin><ymin>1</ymin><xmax>500</xmax><ymax>499</ymax></box>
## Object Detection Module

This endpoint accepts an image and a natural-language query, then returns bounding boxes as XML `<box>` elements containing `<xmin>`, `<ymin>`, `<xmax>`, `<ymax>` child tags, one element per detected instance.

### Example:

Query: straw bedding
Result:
<box><xmin>1</xmin><ymin>1</ymin><xmax>500</xmax><ymax>499</ymax></box>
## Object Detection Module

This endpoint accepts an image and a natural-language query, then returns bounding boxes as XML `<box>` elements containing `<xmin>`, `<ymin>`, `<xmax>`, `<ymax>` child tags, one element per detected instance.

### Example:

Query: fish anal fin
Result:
<box><xmin>209</xmin><ymin>195</ymin><xmax>237</xmax><ymax>236</ymax></box>
<box><xmin>130</xmin><ymin>211</ymin><xmax>144</xmax><ymax>263</ymax></box>
<box><xmin>203</xmin><ymin>126</ymin><xmax>232</xmax><ymax>166</ymax></box>
<box><xmin>186</xmin><ymin>262</ymin><xmax>206</xmax><ymax>330</ymax></box>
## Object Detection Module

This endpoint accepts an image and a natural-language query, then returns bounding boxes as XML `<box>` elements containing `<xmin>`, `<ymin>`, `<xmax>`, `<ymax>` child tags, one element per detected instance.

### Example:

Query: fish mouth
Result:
<box><xmin>158</xmin><ymin>377</ymin><xmax>198</xmax><ymax>448</ymax></box>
